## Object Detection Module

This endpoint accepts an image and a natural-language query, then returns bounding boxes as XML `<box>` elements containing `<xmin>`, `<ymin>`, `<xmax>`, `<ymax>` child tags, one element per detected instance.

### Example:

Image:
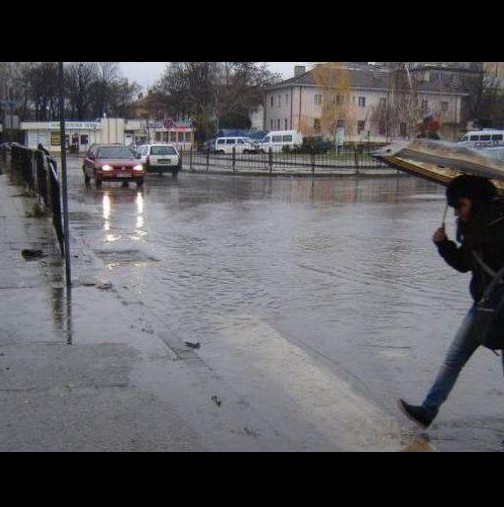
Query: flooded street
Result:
<box><xmin>64</xmin><ymin>157</ymin><xmax>504</xmax><ymax>451</ymax></box>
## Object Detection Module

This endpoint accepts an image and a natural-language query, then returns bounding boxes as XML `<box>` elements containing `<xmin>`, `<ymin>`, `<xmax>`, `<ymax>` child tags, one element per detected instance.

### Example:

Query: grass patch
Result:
<box><xmin>11</xmin><ymin>188</ymin><xmax>34</xmax><ymax>198</ymax></box>
<box><xmin>26</xmin><ymin>203</ymin><xmax>47</xmax><ymax>218</ymax></box>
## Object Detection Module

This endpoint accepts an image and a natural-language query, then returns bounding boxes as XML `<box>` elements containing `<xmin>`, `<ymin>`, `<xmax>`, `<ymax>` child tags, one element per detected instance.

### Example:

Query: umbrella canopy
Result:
<box><xmin>372</xmin><ymin>139</ymin><xmax>504</xmax><ymax>193</ymax></box>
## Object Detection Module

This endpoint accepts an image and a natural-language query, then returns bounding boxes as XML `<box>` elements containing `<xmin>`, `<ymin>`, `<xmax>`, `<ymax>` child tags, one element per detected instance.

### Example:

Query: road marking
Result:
<box><xmin>213</xmin><ymin>314</ymin><xmax>436</xmax><ymax>452</ymax></box>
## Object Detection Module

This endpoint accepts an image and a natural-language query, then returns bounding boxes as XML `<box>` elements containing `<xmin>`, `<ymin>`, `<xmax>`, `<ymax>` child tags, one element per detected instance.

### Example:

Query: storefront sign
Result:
<box><xmin>49</xmin><ymin>121</ymin><xmax>100</xmax><ymax>130</ymax></box>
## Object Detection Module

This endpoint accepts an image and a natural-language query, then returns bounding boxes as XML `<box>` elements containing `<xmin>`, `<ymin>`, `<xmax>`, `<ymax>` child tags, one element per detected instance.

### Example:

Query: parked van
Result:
<box><xmin>212</xmin><ymin>137</ymin><xmax>258</xmax><ymax>154</ymax></box>
<box><xmin>459</xmin><ymin>129</ymin><xmax>504</xmax><ymax>148</ymax></box>
<box><xmin>258</xmin><ymin>130</ymin><xmax>303</xmax><ymax>153</ymax></box>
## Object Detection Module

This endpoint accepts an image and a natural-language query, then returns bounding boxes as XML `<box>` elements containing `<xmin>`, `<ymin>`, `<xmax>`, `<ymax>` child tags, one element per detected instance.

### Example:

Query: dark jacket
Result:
<box><xmin>436</xmin><ymin>199</ymin><xmax>504</xmax><ymax>302</ymax></box>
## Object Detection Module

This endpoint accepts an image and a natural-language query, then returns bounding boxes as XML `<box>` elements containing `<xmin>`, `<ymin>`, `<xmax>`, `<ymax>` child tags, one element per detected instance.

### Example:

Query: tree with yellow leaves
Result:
<box><xmin>311</xmin><ymin>62</ymin><xmax>355</xmax><ymax>139</ymax></box>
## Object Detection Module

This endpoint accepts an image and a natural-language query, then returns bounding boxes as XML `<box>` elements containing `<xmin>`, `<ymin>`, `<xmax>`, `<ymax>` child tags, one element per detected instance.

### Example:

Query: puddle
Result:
<box><xmin>94</xmin><ymin>249</ymin><xmax>159</xmax><ymax>269</ymax></box>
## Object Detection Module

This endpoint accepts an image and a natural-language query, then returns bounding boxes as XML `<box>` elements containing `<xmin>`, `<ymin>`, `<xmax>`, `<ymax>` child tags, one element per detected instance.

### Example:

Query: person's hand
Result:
<box><xmin>432</xmin><ymin>227</ymin><xmax>448</xmax><ymax>244</ymax></box>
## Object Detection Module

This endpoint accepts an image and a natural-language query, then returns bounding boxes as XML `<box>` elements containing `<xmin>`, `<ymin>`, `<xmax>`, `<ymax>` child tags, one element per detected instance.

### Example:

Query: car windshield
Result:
<box><xmin>150</xmin><ymin>146</ymin><xmax>177</xmax><ymax>155</ymax></box>
<box><xmin>97</xmin><ymin>146</ymin><xmax>135</xmax><ymax>159</ymax></box>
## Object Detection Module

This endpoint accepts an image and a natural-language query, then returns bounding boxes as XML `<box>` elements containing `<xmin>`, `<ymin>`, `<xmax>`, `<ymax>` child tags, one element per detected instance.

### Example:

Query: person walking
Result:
<box><xmin>398</xmin><ymin>174</ymin><xmax>504</xmax><ymax>429</ymax></box>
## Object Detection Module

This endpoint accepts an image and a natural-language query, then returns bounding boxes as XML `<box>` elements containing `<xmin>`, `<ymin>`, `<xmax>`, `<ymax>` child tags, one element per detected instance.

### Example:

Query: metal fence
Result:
<box><xmin>1</xmin><ymin>143</ymin><xmax>64</xmax><ymax>255</ymax></box>
<box><xmin>180</xmin><ymin>144</ymin><xmax>394</xmax><ymax>176</ymax></box>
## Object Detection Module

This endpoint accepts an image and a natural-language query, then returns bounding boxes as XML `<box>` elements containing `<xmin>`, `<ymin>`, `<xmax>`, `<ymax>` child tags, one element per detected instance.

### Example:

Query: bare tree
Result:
<box><xmin>0</xmin><ymin>62</ymin><xmax>32</xmax><ymax>121</ymax></box>
<box><xmin>108</xmin><ymin>78</ymin><xmax>142</xmax><ymax>117</ymax></box>
<box><xmin>366</xmin><ymin>63</ymin><xmax>419</xmax><ymax>141</ymax></box>
<box><xmin>25</xmin><ymin>62</ymin><xmax>59</xmax><ymax>120</ymax></box>
<box><xmin>217</xmin><ymin>62</ymin><xmax>279</xmax><ymax>128</ymax></box>
<box><xmin>65</xmin><ymin>62</ymin><xmax>99</xmax><ymax>120</ymax></box>
<box><xmin>153</xmin><ymin>62</ymin><xmax>279</xmax><ymax>140</ymax></box>
<box><xmin>89</xmin><ymin>62</ymin><xmax>121</xmax><ymax>118</ymax></box>
<box><xmin>473</xmin><ymin>62</ymin><xmax>504</xmax><ymax>128</ymax></box>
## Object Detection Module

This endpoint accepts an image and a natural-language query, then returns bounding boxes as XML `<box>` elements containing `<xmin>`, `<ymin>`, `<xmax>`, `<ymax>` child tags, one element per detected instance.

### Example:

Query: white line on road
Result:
<box><xmin>212</xmin><ymin>314</ymin><xmax>435</xmax><ymax>452</ymax></box>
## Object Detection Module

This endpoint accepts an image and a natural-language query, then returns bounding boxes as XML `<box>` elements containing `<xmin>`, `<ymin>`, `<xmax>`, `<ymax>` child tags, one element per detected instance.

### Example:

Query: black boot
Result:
<box><xmin>397</xmin><ymin>399</ymin><xmax>437</xmax><ymax>429</ymax></box>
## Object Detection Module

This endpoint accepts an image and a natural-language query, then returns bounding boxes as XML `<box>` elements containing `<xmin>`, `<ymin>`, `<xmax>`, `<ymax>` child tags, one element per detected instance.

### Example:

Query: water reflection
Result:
<box><xmin>102</xmin><ymin>192</ymin><xmax>111</xmax><ymax>232</ymax></box>
<box><xmin>136</xmin><ymin>192</ymin><xmax>144</xmax><ymax>231</ymax></box>
<box><xmin>284</xmin><ymin>176</ymin><xmax>440</xmax><ymax>204</ymax></box>
<box><xmin>100</xmin><ymin>190</ymin><xmax>146</xmax><ymax>242</ymax></box>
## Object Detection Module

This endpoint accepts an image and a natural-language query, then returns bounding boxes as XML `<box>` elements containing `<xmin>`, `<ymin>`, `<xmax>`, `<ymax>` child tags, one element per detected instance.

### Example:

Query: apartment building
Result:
<box><xmin>264</xmin><ymin>63</ymin><xmax>472</xmax><ymax>143</ymax></box>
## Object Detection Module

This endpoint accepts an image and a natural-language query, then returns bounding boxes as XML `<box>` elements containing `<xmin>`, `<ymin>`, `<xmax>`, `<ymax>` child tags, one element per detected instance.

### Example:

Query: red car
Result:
<box><xmin>83</xmin><ymin>144</ymin><xmax>145</xmax><ymax>187</ymax></box>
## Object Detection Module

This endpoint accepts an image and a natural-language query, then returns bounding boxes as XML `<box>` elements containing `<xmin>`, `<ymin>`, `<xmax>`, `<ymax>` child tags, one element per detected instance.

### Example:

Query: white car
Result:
<box><xmin>136</xmin><ymin>144</ymin><xmax>181</xmax><ymax>176</ymax></box>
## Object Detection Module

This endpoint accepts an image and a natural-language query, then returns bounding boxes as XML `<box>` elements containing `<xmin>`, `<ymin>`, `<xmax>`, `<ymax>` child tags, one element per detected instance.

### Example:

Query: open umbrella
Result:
<box><xmin>372</xmin><ymin>139</ymin><xmax>504</xmax><ymax>193</ymax></box>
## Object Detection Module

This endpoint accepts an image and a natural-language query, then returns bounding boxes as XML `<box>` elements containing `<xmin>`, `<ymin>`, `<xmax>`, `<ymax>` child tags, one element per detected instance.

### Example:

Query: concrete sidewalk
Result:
<box><xmin>0</xmin><ymin>170</ymin><xmax>207</xmax><ymax>452</ymax></box>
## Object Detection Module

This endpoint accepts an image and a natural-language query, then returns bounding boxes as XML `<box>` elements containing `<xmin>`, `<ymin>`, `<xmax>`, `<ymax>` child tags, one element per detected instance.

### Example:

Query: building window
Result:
<box><xmin>337</xmin><ymin>119</ymin><xmax>345</xmax><ymax>129</ymax></box>
<box><xmin>336</xmin><ymin>94</ymin><xmax>343</xmax><ymax>106</ymax></box>
<box><xmin>358</xmin><ymin>96</ymin><xmax>366</xmax><ymax>107</ymax></box>
<box><xmin>270</xmin><ymin>119</ymin><xmax>274</xmax><ymax>129</ymax></box>
<box><xmin>80</xmin><ymin>134</ymin><xmax>88</xmax><ymax>145</ymax></box>
<box><xmin>379</xmin><ymin>97</ymin><xmax>387</xmax><ymax>109</ymax></box>
<box><xmin>378</xmin><ymin>121</ymin><xmax>387</xmax><ymax>136</ymax></box>
<box><xmin>421</xmin><ymin>99</ymin><xmax>428</xmax><ymax>112</ymax></box>
<box><xmin>314</xmin><ymin>118</ymin><xmax>321</xmax><ymax>131</ymax></box>
<box><xmin>277</xmin><ymin>95</ymin><xmax>281</xmax><ymax>107</ymax></box>
<box><xmin>277</xmin><ymin>119</ymin><xmax>280</xmax><ymax>129</ymax></box>
<box><xmin>357</xmin><ymin>121</ymin><xmax>366</xmax><ymax>133</ymax></box>
<box><xmin>441</xmin><ymin>101</ymin><xmax>449</xmax><ymax>112</ymax></box>
<box><xmin>314</xmin><ymin>94</ymin><xmax>322</xmax><ymax>105</ymax></box>
<box><xmin>400</xmin><ymin>122</ymin><xmax>407</xmax><ymax>137</ymax></box>
<box><xmin>285</xmin><ymin>94</ymin><xmax>289</xmax><ymax>106</ymax></box>
<box><xmin>270</xmin><ymin>96</ymin><xmax>274</xmax><ymax>107</ymax></box>
<box><xmin>284</xmin><ymin>118</ymin><xmax>288</xmax><ymax>129</ymax></box>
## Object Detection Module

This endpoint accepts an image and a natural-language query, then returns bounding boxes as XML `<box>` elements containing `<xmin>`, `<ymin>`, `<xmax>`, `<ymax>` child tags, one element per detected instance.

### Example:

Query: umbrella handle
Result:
<box><xmin>441</xmin><ymin>202</ymin><xmax>449</xmax><ymax>230</ymax></box>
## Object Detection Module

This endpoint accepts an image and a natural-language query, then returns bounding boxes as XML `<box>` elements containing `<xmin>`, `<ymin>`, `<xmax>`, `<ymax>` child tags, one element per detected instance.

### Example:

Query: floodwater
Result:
<box><xmin>64</xmin><ymin>158</ymin><xmax>504</xmax><ymax>451</ymax></box>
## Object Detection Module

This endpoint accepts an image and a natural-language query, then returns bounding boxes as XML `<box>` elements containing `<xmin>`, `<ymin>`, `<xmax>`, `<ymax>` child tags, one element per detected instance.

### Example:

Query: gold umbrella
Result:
<box><xmin>372</xmin><ymin>139</ymin><xmax>504</xmax><ymax>193</ymax></box>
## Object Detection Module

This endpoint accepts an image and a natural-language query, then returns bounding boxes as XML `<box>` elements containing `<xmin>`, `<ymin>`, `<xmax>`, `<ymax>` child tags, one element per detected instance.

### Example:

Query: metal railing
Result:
<box><xmin>1</xmin><ymin>143</ymin><xmax>64</xmax><ymax>255</ymax></box>
<box><xmin>181</xmin><ymin>144</ymin><xmax>394</xmax><ymax>176</ymax></box>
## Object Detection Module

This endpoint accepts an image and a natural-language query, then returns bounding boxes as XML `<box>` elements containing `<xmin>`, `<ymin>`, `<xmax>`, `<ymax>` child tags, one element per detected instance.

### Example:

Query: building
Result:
<box><xmin>20</xmin><ymin>117</ymin><xmax>194</xmax><ymax>152</ymax></box>
<box><xmin>263</xmin><ymin>63</ymin><xmax>473</xmax><ymax>143</ymax></box>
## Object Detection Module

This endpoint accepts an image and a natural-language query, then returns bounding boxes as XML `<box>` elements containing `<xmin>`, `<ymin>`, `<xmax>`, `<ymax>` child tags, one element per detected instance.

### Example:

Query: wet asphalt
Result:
<box><xmin>1</xmin><ymin>155</ymin><xmax>503</xmax><ymax>451</ymax></box>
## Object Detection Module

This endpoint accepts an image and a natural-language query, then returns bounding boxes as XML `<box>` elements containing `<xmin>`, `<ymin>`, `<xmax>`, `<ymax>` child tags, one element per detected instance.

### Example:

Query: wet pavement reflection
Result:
<box><xmin>65</xmin><ymin>158</ymin><xmax>504</xmax><ymax>451</ymax></box>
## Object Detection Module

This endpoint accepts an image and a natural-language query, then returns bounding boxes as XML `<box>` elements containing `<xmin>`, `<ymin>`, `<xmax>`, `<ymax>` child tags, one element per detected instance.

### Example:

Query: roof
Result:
<box><xmin>266</xmin><ymin>63</ymin><xmax>469</xmax><ymax>95</ymax></box>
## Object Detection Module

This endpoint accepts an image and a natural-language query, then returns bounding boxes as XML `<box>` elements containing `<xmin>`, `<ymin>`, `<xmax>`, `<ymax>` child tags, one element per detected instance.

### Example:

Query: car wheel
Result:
<box><xmin>136</xmin><ymin>177</ymin><xmax>144</xmax><ymax>187</ymax></box>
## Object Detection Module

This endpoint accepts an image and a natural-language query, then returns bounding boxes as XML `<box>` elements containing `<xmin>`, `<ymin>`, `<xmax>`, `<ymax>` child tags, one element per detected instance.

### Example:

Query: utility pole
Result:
<box><xmin>58</xmin><ymin>62</ymin><xmax>71</xmax><ymax>288</ymax></box>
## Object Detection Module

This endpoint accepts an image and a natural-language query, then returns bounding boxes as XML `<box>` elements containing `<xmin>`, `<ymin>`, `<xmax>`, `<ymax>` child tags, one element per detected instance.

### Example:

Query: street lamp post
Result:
<box><xmin>58</xmin><ymin>62</ymin><xmax>71</xmax><ymax>288</ymax></box>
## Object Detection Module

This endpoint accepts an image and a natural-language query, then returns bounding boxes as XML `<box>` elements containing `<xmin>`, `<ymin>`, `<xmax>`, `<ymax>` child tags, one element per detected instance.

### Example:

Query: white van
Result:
<box><xmin>258</xmin><ymin>130</ymin><xmax>303</xmax><ymax>153</ymax></box>
<box><xmin>212</xmin><ymin>137</ymin><xmax>258</xmax><ymax>154</ymax></box>
<box><xmin>459</xmin><ymin>129</ymin><xmax>504</xmax><ymax>147</ymax></box>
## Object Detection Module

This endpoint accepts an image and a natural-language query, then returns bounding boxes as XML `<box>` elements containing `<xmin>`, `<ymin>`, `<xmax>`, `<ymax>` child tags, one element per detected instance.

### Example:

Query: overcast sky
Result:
<box><xmin>120</xmin><ymin>62</ymin><xmax>309</xmax><ymax>90</ymax></box>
